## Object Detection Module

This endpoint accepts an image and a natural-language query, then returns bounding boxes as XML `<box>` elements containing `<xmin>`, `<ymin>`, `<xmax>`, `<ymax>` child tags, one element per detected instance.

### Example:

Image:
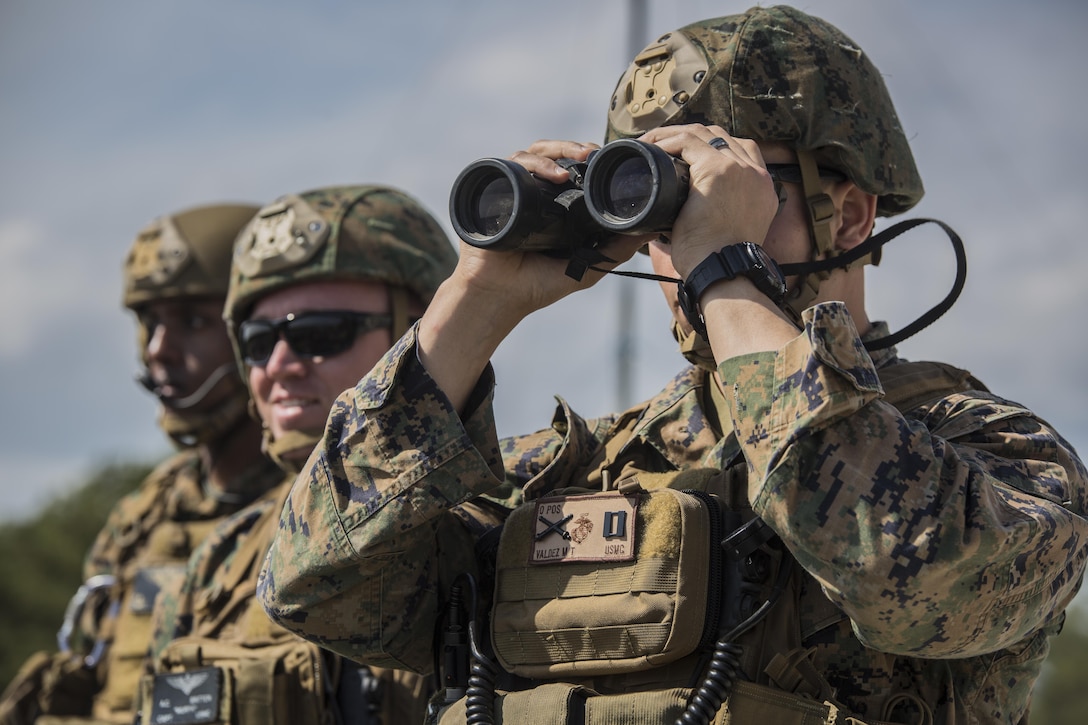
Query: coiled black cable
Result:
<box><xmin>677</xmin><ymin>640</ymin><xmax>743</xmax><ymax>724</ymax></box>
<box><xmin>674</xmin><ymin>556</ymin><xmax>796</xmax><ymax>725</ymax></box>
<box><xmin>465</xmin><ymin>648</ymin><xmax>498</xmax><ymax>725</ymax></box>
<box><xmin>450</xmin><ymin>573</ymin><xmax>498</xmax><ymax>725</ymax></box>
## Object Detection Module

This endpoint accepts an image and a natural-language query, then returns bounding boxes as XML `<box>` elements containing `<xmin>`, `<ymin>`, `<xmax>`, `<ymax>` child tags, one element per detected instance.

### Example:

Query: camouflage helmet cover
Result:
<box><xmin>225</xmin><ymin>185</ymin><xmax>458</xmax><ymax>328</ymax></box>
<box><xmin>123</xmin><ymin>204</ymin><xmax>260</xmax><ymax>308</ymax></box>
<box><xmin>604</xmin><ymin>4</ymin><xmax>923</xmax><ymax>216</ymax></box>
<box><xmin>122</xmin><ymin>203</ymin><xmax>260</xmax><ymax>448</ymax></box>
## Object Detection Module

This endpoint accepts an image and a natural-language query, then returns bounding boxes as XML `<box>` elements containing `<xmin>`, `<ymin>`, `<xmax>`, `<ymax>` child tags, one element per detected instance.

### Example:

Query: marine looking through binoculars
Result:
<box><xmin>448</xmin><ymin>139</ymin><xmax>691</xmax><ymax>255</ymax></box>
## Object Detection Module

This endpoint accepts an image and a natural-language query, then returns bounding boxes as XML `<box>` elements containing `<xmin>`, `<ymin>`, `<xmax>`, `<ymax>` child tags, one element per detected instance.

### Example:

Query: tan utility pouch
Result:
<box><xmin>435</xmin><ymin>680</ymin><xmax>865</xmax><ymax>725</ymax></box>
<box><xmin>137</xmin><ymin>638</ymin><xmax>328</xmax><ymax>725</ymax></box>
<box><xmin>491</xmin><ymin>488</ymin><xmax>715</xmax><ymax>678</ymax></box>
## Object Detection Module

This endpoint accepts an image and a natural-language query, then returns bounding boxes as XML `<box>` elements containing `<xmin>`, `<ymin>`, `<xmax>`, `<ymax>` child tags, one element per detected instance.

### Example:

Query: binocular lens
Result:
<box><xmin>470</xmin><ymin>176</ymin><xmax>515</xmax><ymax>237</ymax></box>
<box><xmin>601</xmin><ymin>157</ymin><xmax>654</xmax><ymax>220</ymax></box>
<box><xmin>450</xmin><ymin>160</ymin><xmax>525</xmax><ymax>245</ymax></box>
<box><xmin>449</xmin><ymin>139</ymin><xmax>688</xmax><ymax>253</ymax></box>
<box><xmin>584</xmin><ymin>139</ymin><xmax>689</xmax><ymax>234</ymax></box>
<box><xmin>450</xmin><ymin>158</ymin><xmax>578</xmax><ymax>251</ymax></box>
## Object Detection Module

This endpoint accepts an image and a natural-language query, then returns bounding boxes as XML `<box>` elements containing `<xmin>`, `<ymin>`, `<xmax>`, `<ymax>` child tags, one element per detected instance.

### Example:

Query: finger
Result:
<box><xmin>523</xmin><ymin>139</ymin><xmax>599</xmax><ymax>159</ymax></box>
<box><xmin>507</xmin><ymin>151</ymin><xmax>571</xmax><ymax>182</ymax></box>
<box><xmin>698</xmin><ymin>125</ymin><xmax>765</xmax><ymax>166</ymax></box>
<box><xmin>641</xmin><ymin>124</ymin><xmax>764</xmax><ymax>168</ymax></box>
<box><xmin>507</xmin><ymin>140</ymin><xmax>598</xmax><ymax>182</ymax></box>
<box><xmin>595</xmin><ymin>234</ymin><xmax>653</xmax><ymax>270</ymax></box>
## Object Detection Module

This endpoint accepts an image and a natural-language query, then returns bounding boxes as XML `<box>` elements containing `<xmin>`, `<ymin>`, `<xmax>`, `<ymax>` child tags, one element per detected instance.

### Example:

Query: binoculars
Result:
<box><xmin>449</xmin><ymin>139</ymin><xmax>690</xmax><ymax>255</ymax></box>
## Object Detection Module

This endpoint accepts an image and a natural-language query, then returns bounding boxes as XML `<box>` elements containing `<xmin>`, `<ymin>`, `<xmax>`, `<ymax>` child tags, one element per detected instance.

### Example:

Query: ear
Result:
<box><xmin>833</xmin><ymin>184</ymin><xmax>878</xmax><ymax>252</ymax></box>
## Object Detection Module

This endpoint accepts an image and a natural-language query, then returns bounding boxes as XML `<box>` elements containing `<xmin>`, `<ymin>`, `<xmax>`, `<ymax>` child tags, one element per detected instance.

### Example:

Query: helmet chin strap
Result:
<box><xmin>389</xmin><ymin>285</ymin><xmax>412</xmax><ymax>341</ymax></box>
<box><xmin>783</xmin><ymin>149</ymin><xmax>838</xmax><ymax>324</ymax></box>
<box><xmin>262</xmin><ymin>428</ymin><xmax>322</xmax><ymax>475</ymax></box>
<box><xmin>137</xmin><ymin>361</ymin><xmax>239</xmax><ymax>410</ymax></box>
<box><xmin>158</xmin><ymin>389</ymin><xmax>250</xmax><ymax>448</ymax></box>
<box><xmin>137</xmin><ymin>361</ymin><xmax>250</xmax><ymax>448</ymax></box>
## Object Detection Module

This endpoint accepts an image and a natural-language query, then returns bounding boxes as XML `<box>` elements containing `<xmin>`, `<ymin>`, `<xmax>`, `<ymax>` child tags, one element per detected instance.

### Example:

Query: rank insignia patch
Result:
<box><xmin>530</xmin><ymin>493</ymin><xmax>638</xmax><ymax>564</ymax></box>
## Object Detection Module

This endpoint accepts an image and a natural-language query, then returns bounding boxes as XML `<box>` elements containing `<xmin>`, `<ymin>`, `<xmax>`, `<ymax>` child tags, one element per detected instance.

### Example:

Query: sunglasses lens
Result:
<box><xmin>239</xmin><ymin>312</ymin><xmax>385</xmax><ymax>366</ymax></box>
<box><xmin>282</xmin><ymin>314</ymin><xmax>356</xmax><ymax>359</ymax></box>
<box><xmin>239</xmin><ymin>321</ymin><xmax>277</xmax><ymax>366</ymax></box>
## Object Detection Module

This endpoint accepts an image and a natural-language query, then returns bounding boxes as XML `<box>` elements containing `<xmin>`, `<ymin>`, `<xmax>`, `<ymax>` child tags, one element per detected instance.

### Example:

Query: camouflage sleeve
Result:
<box><xmin>259</xmin><ymin>328</ymin><xmax>516</xmax><ymax>674</ymax></box>
<box><xmin>719</xmin><ymin>302</ymin><xmax>1088</xmax><ymax>658</ymax></box>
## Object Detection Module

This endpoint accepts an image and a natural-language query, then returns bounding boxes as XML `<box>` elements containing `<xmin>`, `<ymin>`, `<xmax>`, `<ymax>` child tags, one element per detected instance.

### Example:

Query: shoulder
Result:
<box><xmin>97</xmin><ymin>450</ymin><xmax>199</xmax><ymax>535</ymax></box>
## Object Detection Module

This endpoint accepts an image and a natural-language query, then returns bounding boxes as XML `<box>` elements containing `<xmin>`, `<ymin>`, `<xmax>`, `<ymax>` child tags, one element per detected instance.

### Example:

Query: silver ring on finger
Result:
<box><xmin>708</xmin><ymin>137</ymin><xmax>729</xmax><ymax>150</ymax></box>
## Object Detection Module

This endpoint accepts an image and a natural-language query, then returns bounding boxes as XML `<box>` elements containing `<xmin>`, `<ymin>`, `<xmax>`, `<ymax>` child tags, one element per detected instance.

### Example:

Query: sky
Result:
<box><xmin>1</xmin><ymin>0</ymin><xmax>1086</xmax><ymax>521</ymax></box>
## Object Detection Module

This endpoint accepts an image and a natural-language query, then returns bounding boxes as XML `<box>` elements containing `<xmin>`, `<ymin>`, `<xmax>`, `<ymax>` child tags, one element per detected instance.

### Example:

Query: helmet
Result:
<box><xmin>123</xmin><ymin>204</ymin><xmax>261</xmax><ymax>308</ymax></box>
<box><xmin>122</xmin><ymin>203</ymin><xmax>261</xmax><ymax>447</ymax></box>
<box><xmin>225</xmin><ymin>185</ymin><xmax>457</xmax><ymax>335</ymax></box>
<box><xmin>604</xmin><ymin>4</ymin><xmax>923</xmax><ymax>217</ymax></box>
<box><xmin>224</xmin><ymin>185</ymin><xmax>458</xmax><ymax>470</ymax></box>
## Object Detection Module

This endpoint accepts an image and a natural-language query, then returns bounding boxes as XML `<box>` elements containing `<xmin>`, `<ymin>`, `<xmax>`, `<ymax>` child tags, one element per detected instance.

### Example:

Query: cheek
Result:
<box><xmin>647</xmin><ymin>243</ymin><xmax>677</xmax><ymax>278</ymax></box>
<box><xmin>762</xmin><ymin>197</ymin><xmax>815</xmax><ymax>265</ymax></box>
<box><xmin>185</xmin><ymin>329</ymin><xmax>234</xmax><ymax>369</ymax></box>
<box><xmin>647</xmin><ymin>244</ymin><xmax>684</xmax><ymax>323</ymax></box>
<box><xmin>248</xmin><ymin>367</ymin><xmax>273</xmax><ymax>413</ymax></box>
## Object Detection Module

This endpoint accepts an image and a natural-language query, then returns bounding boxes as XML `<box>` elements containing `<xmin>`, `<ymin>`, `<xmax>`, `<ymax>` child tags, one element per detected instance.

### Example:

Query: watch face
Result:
<box><xmin>743</xmin><ymin>242</ymin><xmax>787</xmax><ymax>301</ymax></box>
<box><xmin>744</xmin><ymin>241</ymin><xmax>773</xmax><ymax>268</ymax></box>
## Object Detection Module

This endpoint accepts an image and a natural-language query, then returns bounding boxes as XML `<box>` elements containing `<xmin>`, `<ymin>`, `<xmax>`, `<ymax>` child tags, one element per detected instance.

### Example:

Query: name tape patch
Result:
<box><xmin>530</xmin><ymin>493</ymin><xmax>639</xmax><ymax>564</ymax></box>
<box><xmin>149</xmin><ymin>666</ymin><xmax>220</xmax><ymax>724</ymax></box>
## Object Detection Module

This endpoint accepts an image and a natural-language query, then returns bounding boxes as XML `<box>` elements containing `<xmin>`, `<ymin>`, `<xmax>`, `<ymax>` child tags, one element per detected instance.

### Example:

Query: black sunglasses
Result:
<box><xmin>239</xmin><ymin>310</ymin><xmax>392</xmax><ymax>367</ymax></box>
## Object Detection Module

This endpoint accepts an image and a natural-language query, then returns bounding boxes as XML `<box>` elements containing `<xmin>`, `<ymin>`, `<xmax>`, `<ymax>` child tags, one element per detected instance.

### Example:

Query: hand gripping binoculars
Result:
<box><xmin>449</xmin><ymin>139</ymin><xmax>690</xmax><ymax>258</ymax></box>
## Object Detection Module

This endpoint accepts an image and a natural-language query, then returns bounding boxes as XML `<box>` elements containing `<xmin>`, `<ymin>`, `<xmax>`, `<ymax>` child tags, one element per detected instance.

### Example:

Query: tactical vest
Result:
<box><xmin>135</xmin><ymin>483</ymin><xmax>432</xmax><ymax>725</ymax></box>
<box><xmin>433</xmin><ymin>360</ymin><xmax>985</xmax><ymax>725</ymax></box>
<box><xmin>0</xmin><ymin>453</ymin><xmax>281</xmax><ymax>725</ymax></box>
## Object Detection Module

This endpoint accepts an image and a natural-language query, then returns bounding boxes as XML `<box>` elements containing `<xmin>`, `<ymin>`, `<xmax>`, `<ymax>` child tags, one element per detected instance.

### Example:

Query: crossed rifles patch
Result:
<box><xmin>530</xmin><ymin>493</ymin><xmax>639</xmax><ymax>565</ymax></box>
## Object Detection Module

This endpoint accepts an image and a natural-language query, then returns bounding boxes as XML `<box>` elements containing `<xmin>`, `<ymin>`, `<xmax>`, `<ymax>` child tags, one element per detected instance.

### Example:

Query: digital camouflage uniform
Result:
<box><xmin>0</xmin><ymin>204</ymin><xmax>280</xmax><ymax>725</ymax></box>
<box><xmin>257</xmin><ymin>6</ymin><xmax>1088</xmax><ymax>725</ymax></box>
<box><xmin>259</xmin><ymin>312</ymin><xmax>1088</xmax><ymax>723</ymax></box>
<box><xmin>137</xmin><ymin>185</ymin><xmax>482</xmax><ymax>725</ymax></box>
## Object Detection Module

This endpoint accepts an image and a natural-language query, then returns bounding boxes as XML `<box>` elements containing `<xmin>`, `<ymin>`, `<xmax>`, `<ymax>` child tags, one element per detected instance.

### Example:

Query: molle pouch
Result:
<box><xmin>138</xmin><ymin>638</ymin><xmax>329</xmax><ymax>725</ymax></box>
<box><xmin>490</xmin><ymin>487</ymin><xmax>721</xmax><ymax>678</ymax></box>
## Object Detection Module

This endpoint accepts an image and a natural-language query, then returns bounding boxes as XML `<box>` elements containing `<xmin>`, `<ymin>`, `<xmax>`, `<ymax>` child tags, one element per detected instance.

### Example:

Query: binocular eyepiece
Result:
<box><xmin>449</xmin><ymin>139</ymin><xmax>690</xmax><ymax>254</ymax></box>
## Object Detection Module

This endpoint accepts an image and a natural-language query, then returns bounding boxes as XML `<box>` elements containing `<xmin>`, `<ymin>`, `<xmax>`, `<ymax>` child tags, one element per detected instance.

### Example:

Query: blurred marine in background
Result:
<box><xmin>134</xmin><ymin>186</ymin><xmax>497</xmax><ymax>725</ymax></box>
<box><xmin>0</xmin><ymin>204</ymin><xmax>281</xmax><ymax>724</ymax></box>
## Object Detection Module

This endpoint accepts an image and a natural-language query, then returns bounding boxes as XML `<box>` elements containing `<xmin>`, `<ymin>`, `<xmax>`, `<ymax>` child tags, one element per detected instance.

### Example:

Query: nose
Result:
<box><xmin>145</xmin><ymin>322</ymin><xmax>176</xmax><ymax>363</ymax></box>
<box><xmin>262</xmin><ymin>336</ymin><xmax>306</xmax><ymax>379</ymax></box>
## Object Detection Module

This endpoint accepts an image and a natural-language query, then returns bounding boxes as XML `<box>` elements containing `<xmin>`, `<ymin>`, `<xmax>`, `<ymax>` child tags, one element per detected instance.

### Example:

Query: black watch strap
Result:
<box><xmin>676</xmin><ymin>242</ymin><xmax>787</xmax><ymax>339</ymax></box>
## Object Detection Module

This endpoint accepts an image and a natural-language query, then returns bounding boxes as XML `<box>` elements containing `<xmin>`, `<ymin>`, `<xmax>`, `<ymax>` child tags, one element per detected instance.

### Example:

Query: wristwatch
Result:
<box><xmin>677</xmin><ymin>242</ymin><xmax>787</xmax><ymax>339</ymax></box>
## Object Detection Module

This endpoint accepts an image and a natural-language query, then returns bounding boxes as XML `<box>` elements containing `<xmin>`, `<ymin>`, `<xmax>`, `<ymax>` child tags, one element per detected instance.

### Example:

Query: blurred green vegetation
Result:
<box><xmin>0</xmin><ymin>461</ymin><xmax>150</xmax><ymax>687</ymax></box>
<box><xmin>2</xmin><ymin>459</ymin><xmax>1088</xmax><ymax>722</ymax></box>
<box><xmin>1032</xmin><ymin>598</ymin><xmax>1088</xmax><ymax>723</ymax></box>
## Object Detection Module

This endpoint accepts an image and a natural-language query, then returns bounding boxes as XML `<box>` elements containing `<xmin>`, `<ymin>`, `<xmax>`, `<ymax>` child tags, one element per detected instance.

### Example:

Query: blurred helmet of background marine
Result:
<box><xmin>122</xmin><ymin>203</ymin><xmax>260</xmax><ymax>447</ymax></box>
<box><xmin>604</xmin><ymin>4</ymin><xmax>924</xmax><ymax>315</ymax></box>
<box><xmin>224</xmin><ymin>184</ymin><xmax>459</xmax><ymax>467</ymax></box>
